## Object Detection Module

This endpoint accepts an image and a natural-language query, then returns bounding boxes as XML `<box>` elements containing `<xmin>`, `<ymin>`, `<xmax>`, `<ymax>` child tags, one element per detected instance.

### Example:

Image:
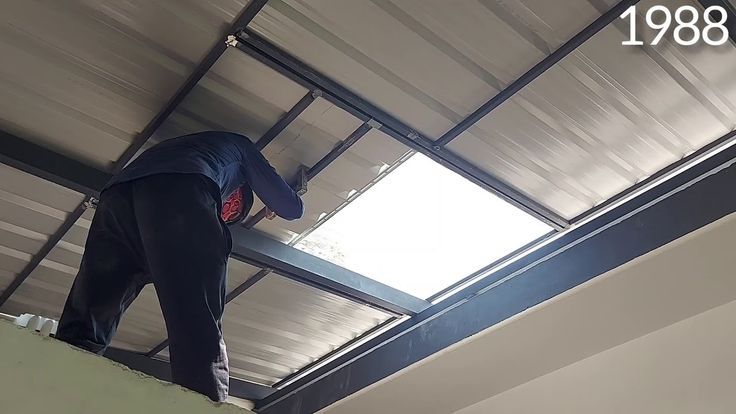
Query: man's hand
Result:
<box><xmin>265</xmin><ymin>208</ymin><xmax>276</xmax><ymax>220</ymax></box>
<box><xmin>262</xmin><ymin>166</ymin><xmax>307</xmax><ymax>221</ymax></box>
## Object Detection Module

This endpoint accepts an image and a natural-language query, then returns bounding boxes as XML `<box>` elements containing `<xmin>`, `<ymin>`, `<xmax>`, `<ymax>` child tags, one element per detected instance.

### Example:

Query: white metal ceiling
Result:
<box><xmin>0</xmin><ymin>164</ymin><xmax>84</xmax><ymax>317</ymax></box>
<box><xmin>159</xmin><ymin>274</ymin><xmax>391</xmax><ymax>385</ymax></box>
<box><xmin>248</xmin><ymin>0</ymin><xmax>736</xmax><ymax>219</ymax></box>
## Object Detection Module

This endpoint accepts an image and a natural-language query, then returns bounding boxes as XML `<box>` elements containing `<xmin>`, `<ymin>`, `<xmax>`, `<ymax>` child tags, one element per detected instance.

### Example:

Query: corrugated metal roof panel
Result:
<box><xmin>0</xmin><ymin>0</ymin><xmax>247</xmax><ymax>169</ymax></box>
<box><xmin>0</xmin><ymin>164</ymin><xmax>84</xmax><ymax>315</ymax></box>
<box><xmin>5</xmin><ymin>256</ymin><xmax>77</xmax><ymax>320</ymax></box>
<box><xmin>0</xmin><ymin>164</ymin><xmax>83</xmax><ymax>252</ymax></box>
<box><xmin>110</xmin><ymin>285</ymin><xmax>168</xmax><ymax>353</ymax></box>
<box><xmin>248</xmin><ymin>0</ymin><xmax>607</xmax><ymax>138</ymax></box>
<box><xmin>110</xmin><ymin>258</ymin><xmax>262</xmax><ymax>353</ymax></box>
<box><xmin>155</xmin><ymin>48</ymin><xmax>310</xmax><ymax>143</ymax></box>
<box><xmin>447</xmin><ymin>0</ymin><xmax>736</xmax><ymax>219</ymax></box>
<box><xmin>158</xmin><ymin>273</ymin><xmax>392</xmax><ymax>385</ymax></box>
<box><xmin>3</xmin><ymin>201</ymin><xmax>90</xmax><ymax>321</ymax></box>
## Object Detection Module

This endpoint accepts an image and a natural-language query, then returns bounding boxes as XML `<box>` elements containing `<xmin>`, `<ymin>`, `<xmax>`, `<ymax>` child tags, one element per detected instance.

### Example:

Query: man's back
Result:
<box><xmin>57</xmin><ymin>131</ymin><xmax>306</xmax><ymax>402</ymax></box>
<box><xmin>108</xmin><ymin>131</ymin><xmax>303</xmax><ymax>220</ymax></box>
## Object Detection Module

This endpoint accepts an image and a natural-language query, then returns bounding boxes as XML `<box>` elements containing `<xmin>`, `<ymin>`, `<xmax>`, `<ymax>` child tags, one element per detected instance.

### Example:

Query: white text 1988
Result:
<box><xmin>620</xmin><ymin>5</ymin><xmax>729</xmax><ymax>46</ymax></box>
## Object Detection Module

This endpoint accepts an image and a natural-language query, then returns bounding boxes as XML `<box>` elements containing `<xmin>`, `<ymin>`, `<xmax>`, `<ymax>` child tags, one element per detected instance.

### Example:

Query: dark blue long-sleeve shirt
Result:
<box><xmin>106</xmin><ymin>131</ymin><xmax>304</xmax><ymax>220</ymax></box>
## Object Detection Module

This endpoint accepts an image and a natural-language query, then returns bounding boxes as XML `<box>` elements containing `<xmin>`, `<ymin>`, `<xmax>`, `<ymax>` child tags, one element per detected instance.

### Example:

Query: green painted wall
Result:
<box><xmin>0</xmin><ymin>321</ymin><xmax>251</xmax><ymax>413</ymax></box>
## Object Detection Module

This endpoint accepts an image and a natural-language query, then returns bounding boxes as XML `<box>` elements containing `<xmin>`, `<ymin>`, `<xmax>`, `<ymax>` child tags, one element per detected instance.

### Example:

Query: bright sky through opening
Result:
<box><xmin>296</xmin><ymin>153</ymin><xmax>552</xmax><ymax>299</ymax></box>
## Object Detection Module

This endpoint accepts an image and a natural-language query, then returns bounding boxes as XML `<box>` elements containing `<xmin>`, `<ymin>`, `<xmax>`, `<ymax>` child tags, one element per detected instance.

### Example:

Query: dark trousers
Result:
<box><xmin>55</xmin><ymin>173</ymin><xmax>232</xmax><ymax>402</ymax></box>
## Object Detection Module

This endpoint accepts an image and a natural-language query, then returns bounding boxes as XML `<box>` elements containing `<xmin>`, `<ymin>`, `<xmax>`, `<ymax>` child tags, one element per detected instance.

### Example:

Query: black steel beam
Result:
<box><xmin>143</xmin><ymin>340</ymin><xmax>169</xmax><ymax>360</ymax></box>
<box><xmin>226</xmin><ymin>269</ymin><xmax>272</xmax><ymax>303</ymax></box>
<box><xmin>307</xmin><ymin>123</ymin><xmax>373</xmax><ymax>180</ymax></box>
<box><xmin>0</xmin><ymin>202</ymin><xmax>88</xmax><ymax>308</ymax></box>
<box><xmin>255</xmin><ymin>90</ymin><xmax>319</xmax><ymax>150</ymax></box>
<box><xmin>697</xmin><ymin>0</ymin><xmax>736</xmax><ymax>46</ymax></box>
<box><xmin>434</xmin><ymin>0</ymin><xmax>640</xmax><ymax>147</ymax></box>
<box><xmin>256</xmin><ymin>133</ymin><xmax>736</xmax><ymax>413</ymax></box>
<box><xmin>232</xmin><ymin>32</ymin><xmax>569</xmax><ymax>230</ymax></box>
<box><xmin>0</xmin><ymin>130</ymin><xmax>112</xmax><ymax>196</ymax></box>
<box><xmin>229</xmin><ymin>229</ymin><xmax>431</xmax><ymax>315</ymax></box>
<box><xmin>103</xmin><ymin>347</ymin><xmax>274</xmax><ymax>401</ymax></box>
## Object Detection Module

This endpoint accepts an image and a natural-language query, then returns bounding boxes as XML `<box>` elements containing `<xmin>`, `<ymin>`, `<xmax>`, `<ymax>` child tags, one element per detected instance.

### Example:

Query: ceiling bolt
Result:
<box><xmin>225</xmin><ymin>35</ymin><xmax>239</xmax><ymax>47</ymax></box>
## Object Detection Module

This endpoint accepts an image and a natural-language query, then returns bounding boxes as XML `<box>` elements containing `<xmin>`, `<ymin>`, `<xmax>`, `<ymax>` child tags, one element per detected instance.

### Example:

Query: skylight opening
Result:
<box><xmin>295</xmin><ymin>153</ymin><xmax>552</xmax><ymax>299</ymax></box>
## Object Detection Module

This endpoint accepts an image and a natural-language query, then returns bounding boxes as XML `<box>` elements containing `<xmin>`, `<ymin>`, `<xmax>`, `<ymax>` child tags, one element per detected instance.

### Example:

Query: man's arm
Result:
<box><xmin>241</xmin><ymin>141</ymin><xmax>304</xmax><ymax>221</ymax></box>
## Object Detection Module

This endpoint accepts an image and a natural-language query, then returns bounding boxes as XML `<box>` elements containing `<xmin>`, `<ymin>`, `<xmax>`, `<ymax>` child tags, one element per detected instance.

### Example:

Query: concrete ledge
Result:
<box><xmin>0</xmin><ymin>320</ymin><xmax>251</xmax><ymax>413</ymax></box>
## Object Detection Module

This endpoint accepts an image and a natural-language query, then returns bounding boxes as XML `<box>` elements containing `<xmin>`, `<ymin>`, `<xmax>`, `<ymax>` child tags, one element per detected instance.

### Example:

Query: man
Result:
<box><xmin>55</xmin><ymin>131</ymin><xmax>304</xmax><ymax>402</ymax></box>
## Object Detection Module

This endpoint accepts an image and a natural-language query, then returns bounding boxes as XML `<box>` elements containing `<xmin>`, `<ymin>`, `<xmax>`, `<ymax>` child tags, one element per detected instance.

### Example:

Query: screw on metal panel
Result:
<box><xmin>311</xmin><ymin>89</ymin><xmax>323</xmax><ymax>99</ymax></box>
<box><xmin>225</xmin><ymin>35</ymin><xmax>239</xmax><ymax>47</ymax></box>
<box><xmin>432</xmin><ymin>145</ymin><xmax>441</xmax><ymax>151</ymax></box>
<box><xmin>84</xmin><ymin>197</ymin><xmax>99</xmax><ymax>210</ymax></box>
<box><xmin>366</xmin><ymin>119</ymin><xmax>382</xmax><ymax>129</ymax></box>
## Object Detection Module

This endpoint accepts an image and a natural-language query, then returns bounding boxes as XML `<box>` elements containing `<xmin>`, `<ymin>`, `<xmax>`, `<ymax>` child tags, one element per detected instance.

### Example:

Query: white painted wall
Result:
<box><xmin>457</xmin><ymin>298</ymin><xmax>736</xmax><ymax>414</ymax></box>
<box><xmin>321</xmin><ymin>212</ymin><xmax>736</xmax><ymax>414</ymax></box>
<box><xmin>0</xmin><ymin>321</ymin><xmax>251</xmax><ymax>414</ymax></box>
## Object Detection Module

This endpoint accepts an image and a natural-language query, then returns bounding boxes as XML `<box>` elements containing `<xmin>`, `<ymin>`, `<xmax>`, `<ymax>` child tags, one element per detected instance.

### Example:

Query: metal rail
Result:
<box><xmin>434</xmin><ymin>0</ymin><xmax>640</xmax><ymax>146</ymax></box>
